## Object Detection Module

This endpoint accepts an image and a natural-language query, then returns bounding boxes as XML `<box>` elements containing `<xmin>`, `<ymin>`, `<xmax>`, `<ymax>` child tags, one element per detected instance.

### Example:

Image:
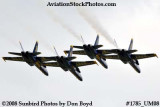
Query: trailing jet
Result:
<box><xmin>64</xmin><ymin>35</ymin><xmax>112</xmax><ymax>69</ymax></box>
<box><xmin>102</xmin><ymin>39</ymin><xmax>158</xmax><ymax>73</ymax></box>
<box><xmin>2</xmin><ymin>41</ymin><xmax>56</xmax><ymax>76</ymax></box>
<box><xmin>42</xmin><ymin>46</ymin><xmax>97</xmax><ymax>81</ymax></box>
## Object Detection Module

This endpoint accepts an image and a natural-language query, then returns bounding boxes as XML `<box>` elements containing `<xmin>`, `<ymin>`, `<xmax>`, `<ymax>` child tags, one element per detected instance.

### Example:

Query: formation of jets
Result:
<box><xmin>2</xmin><ymin>35</ymin><xmax>158</xmax><ymax>81</ymax></box>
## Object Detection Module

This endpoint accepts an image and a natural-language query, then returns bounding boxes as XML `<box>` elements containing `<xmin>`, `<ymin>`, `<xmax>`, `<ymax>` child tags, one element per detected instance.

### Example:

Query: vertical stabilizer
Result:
<box><xmin>114</xmin><ymin>39</ymin><xmax>119</xmax><ymax>49</ymax></box>
<box><xmin>81</xmin><ymin>36</ymin><xmax>85</xmax><ymax>44</ymax></box>
<box><xmin>94</xmin><ymin>35</ymin><xmax>99</xmax><ymax>46</ymax></box>
<box><xmin>53</xmin><ymin>46</ymin><xmax>59</xmax><ymax>56</ymax></box>
<box><xmin>33</xmin><ymin>41</ymin><xmax>38</xmax><ymax>53</ymax></box>
<box><xmin>128</xmin><ymin>38</ymin><xmax>133</xmax><ymax>50</ymax></box>
<box><xmin>19</xmin><ymin>41</ymin><xmax>24</xmax><ymax>52</ymax></box>
<box><xmin>68</xmin><ymin>45</ymin><xmax>73</xmax><ymax>57</ymax></box>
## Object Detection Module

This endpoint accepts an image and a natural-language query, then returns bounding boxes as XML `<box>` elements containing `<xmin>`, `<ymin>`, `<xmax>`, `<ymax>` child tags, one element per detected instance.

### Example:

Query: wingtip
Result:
<box><xmin>155</xmin><ymin>54</ymin><xmax>158</xmax><ymax>58</ymax></box>
<box><xmin>64</xmin><ymin>51</ymin><xmax>67</xmax><ymax>55</ymax></box>
<box><xmin>94</xmin><ymin>61</ymin><xmax>98</xmax><ymax>66</ymax></box>
<box><xmin>94</xmin><ymin>61</ymin><xmax>96</xmax><ymax>64</ymax></box>
<box><xmin>131</xmin><ymin>38</ymin><xmax>133</xmax><ymax>41</ymax></box>
<box><xmin>2</xmin><ymin>57</ymin><xmax>6</xmax><ymax>62</ymax></box>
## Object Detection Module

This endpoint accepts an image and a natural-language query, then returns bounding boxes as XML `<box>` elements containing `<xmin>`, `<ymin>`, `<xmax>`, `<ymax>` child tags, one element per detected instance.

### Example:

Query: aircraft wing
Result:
<box><xmin>2</xmin><ymin>57</ymin><xmax>24</xmax><ymax>62</ymax></box>
<box><xmin>37</xmin><ymin>57</ymin><xmax>57</xmax><ymax>62</ymax></box>
<box><xmin>64</xmin><ymin>50</ymin><xmax>86</xmax><ymax>55</ymax></box>
<box><xmin>72</xmin><ymin>61</ymin><xmax>97</xmax><ymax>67</ymax></box>
<box><xmin>97</xmin><ymin>49</ymin><xmax>119</xmax><ymax>54</ymax></box>
<box><xmin>42</xmin><ymin>62</ymin><xmax>60</xmax><ymax>67</ymax></box>
<box><xmin>102</xmin><ymin>55</ymin><xmax>120</xmax><ymax>59</ymax></box>
<box><xmin>131</xmin><ymin>53</ymin><xmax>157</xmax><ymax>59</ymax></box>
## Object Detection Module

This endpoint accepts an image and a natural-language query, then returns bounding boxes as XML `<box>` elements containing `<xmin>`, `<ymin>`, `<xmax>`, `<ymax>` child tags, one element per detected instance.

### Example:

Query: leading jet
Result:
<box><xmin>42</xmin><ymin>46</ymin><xmax>97</xmax><ymax>81</ymax></box>
<box><xmin>64</xmin><ymin>35</ymin><xmax>113</xmax><ymax>69</ymax></box>
<box><xmin>2</xmin><ymin>41</ymin><xmax>56</xmax><ymax>76</ymax></box>
<box><xmin>102</xmin><ymin>39</ymin><xmax>158</xmax><ymax>73</ymax></box>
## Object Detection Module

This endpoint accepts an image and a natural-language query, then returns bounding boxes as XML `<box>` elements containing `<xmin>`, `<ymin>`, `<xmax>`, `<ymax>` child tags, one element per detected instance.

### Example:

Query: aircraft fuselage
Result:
<box><xmin>83</xmin><ymin>45</ymin><xmax>108</xmax><ymax>69</ymax></box>
<box><xmin>55</xmin><ymin>56</ymin><xmax>83</xmax><ymax>81</ymax></box>
<box><xmin>83</xmin><ymin>44</ymin><xmax>96</xmax><ymax>59</ymax></box>
<box><xmin>117</xmin><ymin>49</ymin><xmax>140</xmax><ymax>73</ymax></box>
<box><xmin>21</xmin><ymin>51</ymin><xmax>36</xmax><ymax>66</ymax></box>
<box><xmin>21</xmin><ymin>51</ymin><xmax>48</xmax><ymax>76</ymax></box>
<box><xmin>118</xmin><ymin>49</ymin><xmax>132</xmax><ymax>64</ymax></box>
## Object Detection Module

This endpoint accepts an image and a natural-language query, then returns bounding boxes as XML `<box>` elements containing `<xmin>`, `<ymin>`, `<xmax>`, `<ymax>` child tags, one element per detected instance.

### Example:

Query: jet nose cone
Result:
<box><xmin>104</xmin><ymin>65</ymin><xmax>108</xmax><ymax>69</ymax></box>
<box><xmin>45</xmin><ymin>73</ymin><xmax>49</xmax><ymax>76</ymax></box>
<box><xmin>137</xmin><ymin>70</ymin><xmax>141</xmax><ymax>73</ymax></box>
<box><xmin>43</xmin><ymin>70</ymin><xmax>49</xmax><ymax>76</ymax></box>
<box><xmin>44</xmin><ymin>71</ymin><xmax>49</xmax><ymax>76</ymax></box>
<box><xmin>79</xmin><ymin>78</ymin><xmax>83</xmax><ymax>81</ymax></box>
<box><xmin>135</xmin><ymin>68</ymin><xmax>141</xmax><ymax>73</ymax></box>
<box><xmin>102</xmin><ymin>64</ymin><xmax>108</xmax><ymax>69</ymax></box>
<box><xmin>78</xmin><ymin>75</ymin><xmax>83</xmax><ymax>81</ymax></box>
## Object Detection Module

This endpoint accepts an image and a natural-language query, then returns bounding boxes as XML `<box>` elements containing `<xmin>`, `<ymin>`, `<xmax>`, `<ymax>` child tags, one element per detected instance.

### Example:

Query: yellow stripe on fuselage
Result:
<box><xmin>35</xmin><ymin>61</ymin><xmax>41</xmax><ymax>67</ymax></box>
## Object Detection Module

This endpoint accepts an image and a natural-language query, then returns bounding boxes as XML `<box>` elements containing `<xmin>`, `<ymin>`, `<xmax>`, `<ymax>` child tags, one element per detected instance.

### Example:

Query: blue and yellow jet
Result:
<box><xmin>42</xmin><ymin>46</ymin><xmax>97</xmax><ymax>81</ymax></box>
<box><xmin>2</xmin><ymin>41</ymin><xmax>56</xmax><ymax>76</ymax></box>
<box><xmin>102</xmin><ymin>39</ymin><xmax>158</xmax><ymax>73</ymax></box>
<box><xmin>64</xmin><ymin>35</ymin><xmax>113</xmax><ymax>69</ymax></box>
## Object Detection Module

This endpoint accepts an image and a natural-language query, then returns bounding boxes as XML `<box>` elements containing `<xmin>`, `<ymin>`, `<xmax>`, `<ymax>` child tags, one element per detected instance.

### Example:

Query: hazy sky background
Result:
<box><xmin>0</xmin><ymin>0</ymin><xmax>160</xmax><ymax>107</ymax></box>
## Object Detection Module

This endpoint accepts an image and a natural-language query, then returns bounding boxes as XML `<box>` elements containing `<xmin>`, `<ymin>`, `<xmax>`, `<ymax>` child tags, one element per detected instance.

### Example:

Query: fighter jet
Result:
<box><xmin>2</xmin><ymin>41</ymin><xmax>56</xmax><ymax>76</ymax></box>
<box><xmin>64</xmin><ymin>35</ymin><xmax>112</xmax><ymax>69</ymax></box>
<box><xmin>42</xmin><ymin>46</ymin><xmax>97</xmax><ymax>81</ymax></box>
<box><xmin>102</xmin><ymin>39</ymin><xmax>158</xmax><ymax>73</ymax></box>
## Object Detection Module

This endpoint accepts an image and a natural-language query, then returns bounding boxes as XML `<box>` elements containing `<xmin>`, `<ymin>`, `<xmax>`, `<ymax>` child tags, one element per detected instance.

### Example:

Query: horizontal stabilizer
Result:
<box><xmin>8</xmin><ymin>52</ymin><xmax>22</xmax><ymax>56</ymax></box>
<box><xmin>93</xmin><ymin>45</ymin><xmax>103</xmax><ymax>49</ymax></box>
<box><xmin>33</xmin><ymin>52</ymin><xmax>41</xmax><ymax>56</ymax></box>
<box><xmin>66</xmin><ymin>56</ymin><xmax>77</xmax><ymax>60</ymax></box>
<box><xmin>127</xmin><ymin>50</ymin><xmax>137</xmax><ymax>53</ymax></box>
<box><xmin>73</xmin><ymin>46</ymin><xmax>84</xmax><ymax>49</ymax></box>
